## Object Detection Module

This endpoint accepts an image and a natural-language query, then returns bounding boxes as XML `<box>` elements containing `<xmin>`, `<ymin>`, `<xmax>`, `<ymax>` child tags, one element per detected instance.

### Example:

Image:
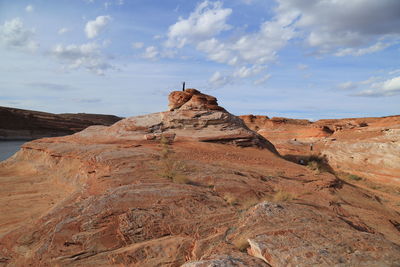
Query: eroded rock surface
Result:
<box><xmin>241</xmin><ymin>115</ymin><xmax>400</xmax><ymax>185</ymax></box>
<box><xmin>246</xmin><ymin>202</ymin><xmax>399</xmax><ymax>266</ymax></box>
<box><xmin>69</xmin><ymin>90</ymin><xmax>276</xmax><ymax>151</ymax></box>
<box><xmin>168</xmin><ymin>89</ymin><xmax>226</xmax><ymax>112</ymax></box>
<box><xmin>1</xmin><ymin>91</ymin><xmax>400</xmax><ymax>266</ymax></box>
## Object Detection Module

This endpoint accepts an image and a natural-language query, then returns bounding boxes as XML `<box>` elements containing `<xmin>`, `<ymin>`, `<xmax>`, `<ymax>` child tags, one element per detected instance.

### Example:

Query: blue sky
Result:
<box><xmin>0</xmin><ymin>0</ymin><xmax>399</xmax><ymax>120</ymax></box>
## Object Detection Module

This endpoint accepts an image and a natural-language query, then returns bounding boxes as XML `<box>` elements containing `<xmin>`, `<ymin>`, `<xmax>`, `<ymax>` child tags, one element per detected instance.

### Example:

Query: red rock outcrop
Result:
<box><xmin>1</xmin><ymin>91</ymin><xmax>400</xmax><ymax>266</ymax></box>
<box><xmin>0</xmin><ymin>106</ymin><xmax>122</xmax><ymax>140</ymax></box>
<box><xmin>168</xmin><ymin>89</ymin><xmax>226</xmax><ymax>112</ymax></box>
<box><xmin>241</xmin><ymin>114</ymin><xmax>400</xmax><ymax>211</ymax></box>
<box><xmin>69</xmin><ymin>90</ymin><xmax>276</xmax><ymax>151</ymax></box>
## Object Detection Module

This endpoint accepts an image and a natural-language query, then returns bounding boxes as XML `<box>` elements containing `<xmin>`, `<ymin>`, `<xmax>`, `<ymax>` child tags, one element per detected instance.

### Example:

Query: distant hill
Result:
<box><xmin>0</xmin><ymin>106</ymin><xmax>122</xmax><ymax>140</ymax></box>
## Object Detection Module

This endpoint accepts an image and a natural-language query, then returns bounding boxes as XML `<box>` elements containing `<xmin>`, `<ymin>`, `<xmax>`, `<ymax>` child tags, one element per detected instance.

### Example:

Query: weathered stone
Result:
<box><xmin>1</xmin><ymin>90</ymin><xmax>400</xmax><ymax>266</ymax></box>
<box><xmin>168</xmin><ymin>88</ymin><xmax>226</xmax><ymax>112</ymax></box>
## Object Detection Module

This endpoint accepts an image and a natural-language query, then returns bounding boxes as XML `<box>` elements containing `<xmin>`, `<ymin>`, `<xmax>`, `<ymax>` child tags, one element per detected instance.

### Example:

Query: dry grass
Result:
<box><xmin>348</xmin><ymin>174</ymin><xmax>363</xmax><ymax>181</ymax></box>
<box><xmin>158</xmin><ymin>136</ymin><xmax>191</xmax><ymax>184</ymax></box>
<box><xmin>223</xmin><ymin>193</ymin><xmax>239</xmax><ymax>206</ymax></box>
<box><xmin>239</xmin><ymin>195</ymin><xmax>272</xmax><ymax>210</ymax></box>
<box><xmin>305</xmin><ymin>155</ymin><xmax>332</xmax><ymax>174</ymax></box>
<box><xmin>273</xmin><ymin>190</ymin><xmax>294</xmax><ymax>202</ymax></box>
<box><xmin>232</xmin><ymin>237</ymin><xmax>250</xmax><ymax>252</ymax></box>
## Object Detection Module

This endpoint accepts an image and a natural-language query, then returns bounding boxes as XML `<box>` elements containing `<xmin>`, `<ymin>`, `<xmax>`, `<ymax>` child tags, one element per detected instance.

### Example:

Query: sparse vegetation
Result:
<box><xmin>158</xmin><ymin>135</ymin><xmax>191</xmax><ymax>184</ymax></box>
<box><xmin>284</xmin><ymin>154</ymin><xmax>333</xmax><ymax>174</ymax></box>
<box><xmin>276</xmin><ymin>171</ymin><xmax>285</xmax><ymax>176</ymax></box>
<box><xmin>223</xmin><ymin>193</ymin><xmax>239</xmax><ymax>205</ymax></box>
<box><xmin>232</xmin><ymin>237</ymin><xmax>250</xmax><ymax>252</ymax></box>
<box><xmin>306</xmin><ymin>155</ymin><xmax>331</xmax><ymax>173</ymax></box>
<box><xmin>273</xmin><ymin>190</ymin><xmax>294</xmax><ymax>202</ymax></box>
<box><xmin>238</xmin><ymin>195</ymin><xmax>273</xmax><ymax>210</ymax></box>
<box><xmin>348</xmin><ymin>174</ymin><xmax>363</xmax><ymax>181</ymax></box>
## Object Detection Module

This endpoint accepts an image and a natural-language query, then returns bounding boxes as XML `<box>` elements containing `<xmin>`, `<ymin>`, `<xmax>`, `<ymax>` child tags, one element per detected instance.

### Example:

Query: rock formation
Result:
<box><xmin>168</xmin><ymin>89</ymin><xmax>226</xmax><ymax>112</ymax></box>
<box><xmin>0</xmin><ymin>106</ymin><xmax>122</xmax><ymax>140</ymax></box>
<box><xmin>69</xmin><ymin>89</ymin><xmax>276</xmax><ymax>151</ymax></box>
<box><xmin>241</xmin><ymin>114</ymin><xmax>400</xmax><ymax>211</ymax></box>
<box><xmin>0</xmin><ymin>90</ymin><xmax>400</xmax><ymax>266</ymax></box>
<box><xmin>241</xmin><ymin>115</ymin><xmax>400</xmax><ymax>183</ymax></box>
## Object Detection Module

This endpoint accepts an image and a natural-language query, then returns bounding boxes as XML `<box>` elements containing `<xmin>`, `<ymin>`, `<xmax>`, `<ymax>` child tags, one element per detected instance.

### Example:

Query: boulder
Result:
<box><xmin>168</xmin><ymin>89</ymin><xmax>226</xmax><ymax>112</ymax></box>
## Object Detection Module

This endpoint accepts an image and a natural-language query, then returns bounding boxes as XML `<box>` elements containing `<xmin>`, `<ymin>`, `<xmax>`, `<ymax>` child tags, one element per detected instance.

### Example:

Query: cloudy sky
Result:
<box><xmin>0</xmin><ymin>0</ymin><xmax>399</xmax><ymax>119</ymax></box>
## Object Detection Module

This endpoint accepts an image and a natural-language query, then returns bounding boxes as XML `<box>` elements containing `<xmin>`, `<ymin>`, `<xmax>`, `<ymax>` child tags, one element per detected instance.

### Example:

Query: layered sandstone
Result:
<box><xmin>1</xmin><ymin>91</ymin><xmax>400</xmax><ymax>266</ymax></box>
<box><xmin>241</xmin><ymin>115</ymin><xmax>400</xmax><ymax>185</ymax></box>
<box><xmin>168</xmin><ymin>89</ymin><xmax>226</xmax><ymax>112</ymax></box>
<box><xmin>0</xmin><ymin>106</ymin><xmax>122</xmax><ymax>140</ymax></box>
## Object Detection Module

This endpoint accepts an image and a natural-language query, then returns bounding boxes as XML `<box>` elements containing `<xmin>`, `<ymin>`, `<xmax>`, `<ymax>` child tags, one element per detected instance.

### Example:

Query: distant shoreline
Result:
<box><xmin>0</xmin><ymin>106</ymin><xmax>122</xmax><ymax>140</ymax></box>
<box><xmin>0</xmin><ymin>138</ymin><xmax>34</xmax><ymax>142</ymax></box>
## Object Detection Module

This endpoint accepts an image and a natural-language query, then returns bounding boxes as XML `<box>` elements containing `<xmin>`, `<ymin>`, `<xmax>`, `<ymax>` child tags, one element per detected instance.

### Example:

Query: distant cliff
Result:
<box><xmin>0</xmin><ymin>106</ymin><xmax>122</xmax><ymax>140</ymax></box>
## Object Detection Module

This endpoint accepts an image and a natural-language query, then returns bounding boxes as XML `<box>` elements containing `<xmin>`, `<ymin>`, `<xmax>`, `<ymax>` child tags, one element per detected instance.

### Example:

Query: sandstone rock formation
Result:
<box><xmin>69</xmin><ymin>90</ymin><xmax>276</xmax><ymax>151</ymax></box>
<box><xmin>241</xmin><ymin>114</ymin><xmax>400</xmax><ymax>212</ymax></box>
<box><xmin>168</xmin><ymin>89</ymin><xmax>226</xmax><ymax>112</ymax></box>
<box><xmin>0</xmin><ymin>106</ymin><xmax>122</xmax><ymax>140</ymax></box>
<box><xmin>1</xmin><ymin>91</ymin><xmax>400</xmax><ymax>266</ymax></box>
<box><xmin>241</xmin><ymin>115</ymin><xmax>400</xmax><ymax>182</ymax></box>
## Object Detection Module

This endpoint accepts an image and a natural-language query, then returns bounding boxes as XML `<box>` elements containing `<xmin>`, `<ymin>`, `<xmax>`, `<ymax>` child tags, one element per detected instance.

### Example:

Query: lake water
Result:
<box><xmin>0</xmin><ymin>141</ymin><xmax>29</xmax><ymax>162</ymax></box>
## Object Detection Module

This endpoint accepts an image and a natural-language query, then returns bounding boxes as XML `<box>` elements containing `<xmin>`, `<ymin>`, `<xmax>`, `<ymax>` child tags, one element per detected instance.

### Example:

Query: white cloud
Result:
<box><xmin>275</xmin><ymin>0</ymin><xmax>400</xmax><ymax>55</ymax></box>
<box><xmin>233</xmin><ymin>65</ymin><xmax>265</xmax><ymax>78</ymax></box>
<box><xmin>338</xmin><ymin>81</ymin><xmax>358</xmax><ymax>90</ymax></box>
<box><xmin>161</xmin><ymin>49</ymin><xmax>177</xmax><ymax>58</ymax></box>
<box><xmin>165</xmin><ymin>0</ymin><xmax>296</xmax><ymax>69</ymax></box>
<box><xmin>208</xmin><ymin>71</ymin><xmax>232</xmax><ymax>88</ymax></box>
<box><xmin>382</xmin><ymin>76</ymin><xmax>400</xmax><ymax>93</ymax></box>
<box><xmin>254</xmin><ymin>74</ymin><xmax>271</xmax><ymax>85</ymax></box>
<box><xmin>102</xmin><ymin>39</ymin><xmax>111</xmax><ymax>47</ymax></box>
<box><xmin>85</xmin><ymin>15</ymin><xmax>111</xmax><ymax>39</ymax></box>
<box><xmin>196</xmin><ymin>15</ymin><xmax>296</xmax><ymax>67</ymax></box>
<box><xmin>297</xmin><ymin>64</ymin><xmax>308</xmax><ymax>70</ymax></box>
<box><xmin>166</xmin><ymin>1</ymin><xmax>232</xmax><ymax>48</ymax></box>
<box><xmin>335</xmin><ymin>42</ymin><xmax>392</xmax><ymax>57</ymax></box>
<box><xmin>58</xmin><ymin>27</ymin><xmax>70</xmax><ymax>35</ymax></box>
<box><xmin>51</xmin><ymin>42</ymin><xmax>114</xmax><ymax>75</ymax></box>
<box><xmin>338</xmin><ymin>76</ymin><xmax>379</xmax><ymax>90</ymax></box>
<box><xmin>25</xmin><ymin>5</ymin><xmax>34</xmax><ymax>13</ymax></box>
<box><xmin>149</xmin><ymin>0</ymin><xmax>296</xmax><ymax>88</ymax></box>
<box><xmin>389</xmin><ymin>69</ymin><xmax>400</xmax><ymax>75</ymax></box>
<box><xmin>196</xmin><ymin>38</ymin><xmax>235</xmax><ymax>64</ymax></box>
<box><xmin>0</xmin><ymin>18</ymin><xmax>38</xmax><ymax>51</ymax></box>
<box><xmin>346</xmin><ymin>75</ymin><xmax>400</xmax><ymax>97</ymax></box>
<box><xmin>104</xmin><ymin>0</ymin><xmax>124</xmax><ymax>9</ymax></box>
<box><xmin>132</xmin><ymin>42</ymin><xmax>144</xmax><ymax>49</ymax></box>
<box><xmin>142</xmin><ymin>46</ymin><xmax>159</xmax><ymax>60</ymax></box>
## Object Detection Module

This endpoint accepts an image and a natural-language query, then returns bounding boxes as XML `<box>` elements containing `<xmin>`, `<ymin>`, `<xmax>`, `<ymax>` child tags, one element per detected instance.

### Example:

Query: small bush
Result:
<box><xmin>306</xmin><ymin>155</ymin><xmax>331</xmax><ymax>173</ymax></box>
<box><xmin>273</xmin><ymin>190</ymin><xmax>294</xmax><ymax>202</ymax></box>
<box><xmin>307</xmin><ymin>160</ymin><xmax>321</xmax><ymax>172</ymax></box>
<box><xmin>348</xmin><ymin>174</ymin><xmax>363</xmax><ymax>181</ymax></box>
<box><xmin>223</xmin><ymin>193</ymin><xmax>239</xmax><ymax>205</ymax></box>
